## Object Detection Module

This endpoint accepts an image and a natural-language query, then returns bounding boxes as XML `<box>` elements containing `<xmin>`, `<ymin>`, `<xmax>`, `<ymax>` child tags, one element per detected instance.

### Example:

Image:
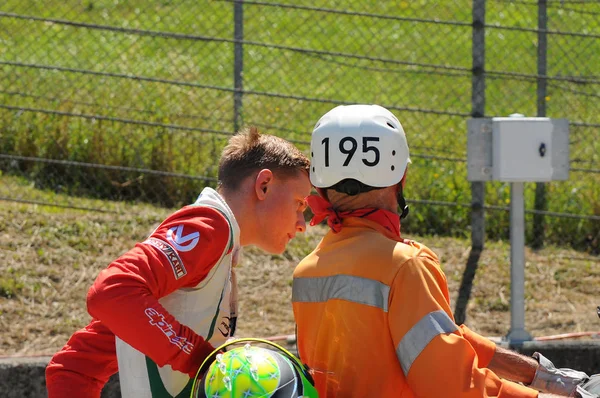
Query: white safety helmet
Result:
<box><xmin>310</xmin><ymin>104</ymin><xmax>410</xmax><ymax>191</ymax></box>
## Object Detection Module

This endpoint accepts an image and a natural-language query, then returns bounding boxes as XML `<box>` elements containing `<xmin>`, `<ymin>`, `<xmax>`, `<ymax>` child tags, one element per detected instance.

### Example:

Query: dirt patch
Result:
<box><xmin>1</xmin><ymin>200</ymin><xmax>599</xmax><ymax>357</ymax></box>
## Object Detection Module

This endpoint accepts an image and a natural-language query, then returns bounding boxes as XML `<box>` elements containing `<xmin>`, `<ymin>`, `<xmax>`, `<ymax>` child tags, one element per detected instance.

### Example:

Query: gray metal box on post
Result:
<box><xmin>491</xmin><ymin>117</ymin><xmax>569</xmax><ymax>182</ymax></box>
<box><xmin>468</xmin><ymin>117</ymin><xmax>569</xmax><ymax>182</ymax></box>
<box><xmin>467</xmin><ymin>117</ymin><xmax>569</xmax><ymax>343</ymax></box>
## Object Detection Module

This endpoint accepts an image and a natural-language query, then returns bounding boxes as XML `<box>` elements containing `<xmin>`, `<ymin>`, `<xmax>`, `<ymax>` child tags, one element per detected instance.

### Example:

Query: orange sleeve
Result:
<box><xmin>460</xmin><ymin>324</ymin><xmax>497</xmax><ymax>368</ymax></box>
<box><xmin>409</xmin><ymin>334</ymin><xmax>537</xmax><ymax>397</ymax></box>
<box><xmin>388</xmin><ymin>257</ymin><xmax>538</xmax><ymax>398</ymax></box>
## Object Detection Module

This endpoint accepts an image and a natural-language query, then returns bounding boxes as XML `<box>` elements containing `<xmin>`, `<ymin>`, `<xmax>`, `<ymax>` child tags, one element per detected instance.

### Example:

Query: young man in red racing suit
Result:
<box><xmin>46</xmin><ymin>127</ymin><xmax>312</xmax><ymax>397</ymax></box>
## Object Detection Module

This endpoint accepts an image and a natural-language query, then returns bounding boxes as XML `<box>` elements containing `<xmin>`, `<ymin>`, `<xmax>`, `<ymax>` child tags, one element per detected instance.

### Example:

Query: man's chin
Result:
<box><xmin>257</xmin><ymin>242</ymin><xmax>286</xmax><ymax>255</ymax></box>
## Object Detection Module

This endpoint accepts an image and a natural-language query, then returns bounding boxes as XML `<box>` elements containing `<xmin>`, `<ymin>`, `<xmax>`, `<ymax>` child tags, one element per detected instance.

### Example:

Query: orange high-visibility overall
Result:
<box><xmin>293</xmin><ymin>217</ymin><xmax>538</xmax><ymax>398</ymax></box>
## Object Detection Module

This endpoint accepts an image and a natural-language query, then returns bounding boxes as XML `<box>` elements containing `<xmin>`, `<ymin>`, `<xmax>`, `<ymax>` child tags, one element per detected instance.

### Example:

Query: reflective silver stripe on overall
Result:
<box><xmin>396</xmin><ymin>310</ymin><xmax>458</xmax><ymax>376</ymax></box>
<box><xmin>292</xmin><ymin>275</ymin><xmax>390</xmax><ymax>312</ymax></box>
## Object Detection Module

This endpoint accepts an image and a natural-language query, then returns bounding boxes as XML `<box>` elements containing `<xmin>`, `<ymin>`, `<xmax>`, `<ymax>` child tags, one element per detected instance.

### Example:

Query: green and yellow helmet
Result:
<box><xmin>191</xmin><ymin>338</ymin><xmax>318</xmax><ymax>398</ymax></box>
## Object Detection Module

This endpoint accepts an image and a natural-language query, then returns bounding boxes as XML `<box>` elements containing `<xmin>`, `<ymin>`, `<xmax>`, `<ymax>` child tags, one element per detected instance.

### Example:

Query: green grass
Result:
<box><xmin>0</xmin><ymin>0</ymin><xmax>598</xmax><ymax>250</ymax></box>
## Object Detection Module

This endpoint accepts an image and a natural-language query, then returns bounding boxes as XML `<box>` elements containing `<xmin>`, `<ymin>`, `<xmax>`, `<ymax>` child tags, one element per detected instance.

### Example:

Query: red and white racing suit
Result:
<box><xmin>46</xmin><ymin>188</ymin><xmax>240</xmax><ymax>397</ymax></box>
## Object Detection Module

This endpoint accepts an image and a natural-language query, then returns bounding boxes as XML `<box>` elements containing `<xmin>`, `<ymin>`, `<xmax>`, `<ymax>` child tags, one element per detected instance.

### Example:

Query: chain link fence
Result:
<box><xmin>1</xmin><ymin>0</ymin><xmax>599</xmax><ymax>252</ymax></box>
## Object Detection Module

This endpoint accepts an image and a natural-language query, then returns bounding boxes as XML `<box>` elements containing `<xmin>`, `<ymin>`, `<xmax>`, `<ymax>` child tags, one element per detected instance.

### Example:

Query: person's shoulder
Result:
<box><xmin>164</xmin><ymin>204</ymin><xmax>230</xmax><ymax>227</ymax></box>
<box><xmin>389</xmin><ymin>241</ymin><xmax>448</xmax><ymax>289</ymax></box>
<box><xmin>392</xmin><ymin>239</ymin><xmax>440</xmax><ymax>268</ymax></box>
<box><xmin>149</xmin><ymin>204</ymin><xmax>232</xmax><ymax>249</ymax></box>
<box><xmin>145</xmin><ymin>204</ymin><xmax>232</xmax><ymax>264</ymax></box>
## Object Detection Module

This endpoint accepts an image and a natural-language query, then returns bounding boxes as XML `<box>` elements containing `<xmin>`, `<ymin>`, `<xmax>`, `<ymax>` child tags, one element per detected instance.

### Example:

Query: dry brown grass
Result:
<box><xmin>1</xmin><ymin>197</ymin><xmax>599</xmax><ymax>357</ymax></box>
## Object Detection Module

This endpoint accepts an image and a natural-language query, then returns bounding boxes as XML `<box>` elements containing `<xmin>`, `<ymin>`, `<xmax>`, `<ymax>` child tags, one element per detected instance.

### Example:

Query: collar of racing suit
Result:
<box><xmin>306</xmin><ymin>194</ymin><xmax>401</xmax><ymax>238</ymax></box>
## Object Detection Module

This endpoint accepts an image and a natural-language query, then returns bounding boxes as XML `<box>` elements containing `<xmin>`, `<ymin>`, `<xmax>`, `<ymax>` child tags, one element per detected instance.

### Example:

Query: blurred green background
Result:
<box><xmin>1</xmin><ymin>0</ymin><xmax>598</xmax><ymax>251</ymax></box>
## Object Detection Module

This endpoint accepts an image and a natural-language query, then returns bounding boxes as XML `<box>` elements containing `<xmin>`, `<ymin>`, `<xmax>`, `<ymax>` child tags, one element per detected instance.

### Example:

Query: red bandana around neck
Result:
<box><xmin>306</xmin><ymin>194</ymin><xmax>401</xmax><ymax>237</ymax></box>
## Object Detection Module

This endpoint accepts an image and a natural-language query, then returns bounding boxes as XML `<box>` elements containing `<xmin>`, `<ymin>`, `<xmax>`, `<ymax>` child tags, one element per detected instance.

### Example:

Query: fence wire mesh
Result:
<box><xmin>0</xmin><ymin>0</ymin><xmax>598</xmax><ymax>252</ymax></box>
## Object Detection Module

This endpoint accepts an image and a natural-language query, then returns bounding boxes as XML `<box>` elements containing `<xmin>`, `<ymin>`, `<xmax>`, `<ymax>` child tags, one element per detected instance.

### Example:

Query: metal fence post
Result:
<box><xmin>533</xmin><ymin>0</ymin><xmax>548</xmax><ymax>249</ymax></box>
<box><xmin>233</xmin><ymin>0</ymin><xmax>244</xmax><ymax>133</ymax></box>
<box><xmin>471</xmin><ymin>0</ymin><xmax>486</xmax><ymax>251</ymax></box>
<box><xmin>455</xmin><ymin>0</ymin><xmax>487</xmax><ymax>325</ymax></box>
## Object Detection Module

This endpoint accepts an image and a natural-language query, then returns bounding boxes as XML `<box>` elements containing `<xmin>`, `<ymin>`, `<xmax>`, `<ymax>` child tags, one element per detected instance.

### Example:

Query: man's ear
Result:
<box><xmin>254</xmin><ymin>169</ymin><xmax>274</xmax><ymax>200</ymax></box>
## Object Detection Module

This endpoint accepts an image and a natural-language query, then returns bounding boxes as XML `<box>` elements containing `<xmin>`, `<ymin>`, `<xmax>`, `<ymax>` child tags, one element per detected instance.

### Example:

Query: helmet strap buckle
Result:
<box><xmin>397</xmin><ymin>186</ymin><xmax>409</xmax><ymax>220</ymax></box>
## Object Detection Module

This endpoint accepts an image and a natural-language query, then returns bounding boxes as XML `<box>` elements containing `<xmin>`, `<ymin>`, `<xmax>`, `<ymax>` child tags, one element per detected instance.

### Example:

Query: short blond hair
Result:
<box><xmin>218</xmin><ymin>126</ymin><xmax>310</xmax><ymax>190</ymax></box>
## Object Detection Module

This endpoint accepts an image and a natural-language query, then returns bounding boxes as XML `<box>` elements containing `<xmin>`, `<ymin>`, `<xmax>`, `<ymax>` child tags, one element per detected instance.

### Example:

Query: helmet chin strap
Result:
<box><xmin>397</xmin><ymin>185</ymin><xmax>409</xmax><ymax>220</ymax></box>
